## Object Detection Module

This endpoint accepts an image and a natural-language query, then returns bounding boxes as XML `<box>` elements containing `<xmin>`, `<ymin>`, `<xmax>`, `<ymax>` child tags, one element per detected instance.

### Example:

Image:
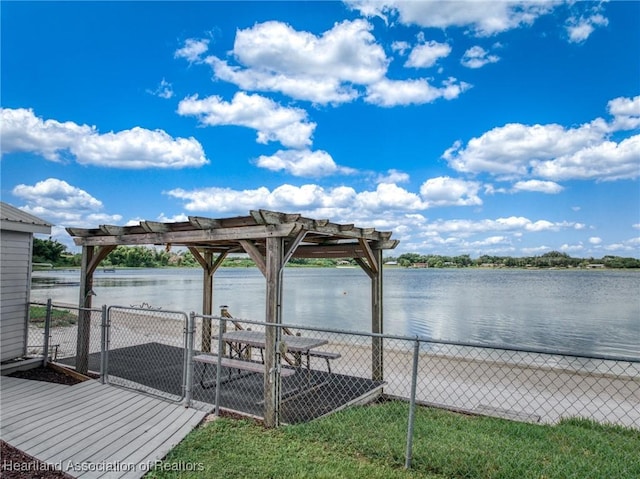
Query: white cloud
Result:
<box><xmin>443</xmin><ymin>120</ymin><xmax>609</xmax><ymax>178</ymax></box>
<box><xmin>1</xmin><ymin>108</ymin><xmax>93</xmax><ymax>161</ymax></box>
<box><xmin>520</xmin><ymin>245</ymin><xmax>553</xmax><ymax>255</ymax></box>
<box><xmin>11</xmin><ymin>178</ymin><xmax>122</xmax><ymax>227</ymax></box>
<box><xmin>167</xmin><ymin>182</ymin><xmax>429</xmax><ymax>217</ymax></box>
<box><xmin>167</xmin><ymin>176</ymin><xmax>483</xmax><ymax>223</ymax></box>
<box><xmin>11</xmin><ymin>178</ymin><xmax>124</xmax><ymax>250</ymax></box>
<box><xmin>405</xmin><ymin>40</ymin><xmax>452</xmax><ymax>68</ymax></box>
<box><xmin>602</xmin><ymin>237</ymin><xmax>640</xmax><ymax>254</ymax></box>
<box><xmin>443</xmin><ymin>96</ymin><xmax>640</xmax><ymax>182</ymax></box>
<box><xmin>180</xmin><ymin>19</ymin><xmax>475</xmax><ymax>107</ymax></box>
<box><xmin>175</xmin><ymin>38</ymin><xmax>210</xmax><ymax>63</ymax></box>
<box><xmin>589</xmin><ymin>237</ymin><xmax>602</xmax><ymax>245</ymax></box>
<box><xmin>608</xmin><ymin>95</ymin><xmax>640</xmax><ymax>130</ymax></box>
<box><xmin>559</xmin><ymin>242</ymin><xmax>585</xmax><ymax>254</ymax></box>
<box><xmin>532</xmin><ymin>135</ymin><xmax>640</xmax><ymax>182</ymax></box>
<box><xmin>421</xmin><ymin>216</ymin><xmax>581</xmax><ymax>236</ymax></box>
<box><xmin>365</xmin><ymin>77</ymin><xmax>471</xmax><ymax>107</ymax></box>
<box><xmin>73</xmin><ymin>127</ymin><xmax>210</xmax><ymax>169</ymax></box>
<box><xmin>233</xmin><ymin>19</ymin><xmax>387</xmax><ymax>84</ymax></box>
<box><xmin>461</xmin><ymin>46</ymin><xmax>500</xmax><ymax>69</ymax></box>
<box><xmin>177</xmin><ymin>92</ymin><xmax>316</xmax><ymax>149</ymax></box>
<box><xmin>13</xmin><ymin>178</ymin><xmax>102</xmax><ymax>212</ymax></box>
<box><xmin>391</xmin><ymin>40</ymin><xmax>411</xmax><ymax>55</ymax></box>
<box><xmin>207</xmin><ymin>57</ymin><xmax>359</xmax><ymax>105</ymax></box>
<box><xmin>195</xmin><ymin>19</ymin><xmax>388</xmax><ymax>105</ymax></box>
<box><xmin>400</xmin><ymin>213</ymin><xmax>593</xmax><ymax>257</ymax></box>
<box><xmin>346</xmin><ymin>0</ymin><xmax>560</xmax><ymax>36</ymax></box>
<box><xmin>147</xmin><ymin>78</ymin><xmax>174</xmax><ymax>99</ymax></box>
<box><xmin>0</xmin><ymin>108</ymin><xmax>208</xmax><ymax>169</ymax></box>
<box><xmin>566</xmin><ymin>13</ymin><xmax>608</xmax><ymax>43</ymax></box>
<box><xmin>255</xmin><ymin>149</ymin><xmax>355</xmax><ymax>177</ymax></box>
<box><xmin>511</xmin><ymin>180</ymin><xmax>564</xmax><ymax>194</ymax></box>
<box><xmin>377</xmin><ymin>169</ymin><xmax>410</xmax><ymax>184</ymax></box>
<box><xmin>357</xmin><ymin>183</ymin><xmax>426</xmax><ymax>211</ymax></box>
<box><xmin>165</xmin><ymin>181</ymin><xmax>607</xmax><ymax>257</ymax></box>
<box><xmin>157</xmin><ymin>213</ymin><xmax>190</xmax><ymax>223</ymax></box>
<box><xmin>419</xmin><ymin>176</ymin><xmax>482</xmax><ymax>207</ymax></box>
<box><xmin>480</xmin><ymin>236</ymin><xmax>510</xmax><ymax>246</ymax></box>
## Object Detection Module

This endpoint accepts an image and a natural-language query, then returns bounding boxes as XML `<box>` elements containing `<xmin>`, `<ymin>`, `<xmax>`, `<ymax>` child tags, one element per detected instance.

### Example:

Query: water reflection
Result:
<box><xmin>30</xmin><ymin>267</ymin><xmax>640</xmax><ymax>358</ymax></box>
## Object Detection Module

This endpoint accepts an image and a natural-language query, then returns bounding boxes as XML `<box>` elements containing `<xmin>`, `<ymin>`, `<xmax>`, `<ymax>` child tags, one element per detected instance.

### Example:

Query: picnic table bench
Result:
<box><xmin>193</xmin><ymin>354</ymin><xmax>296</xmax><ymax>389</ymax></box>
<box><xmin>307</xmin><ymin>350</ymin><xmax>341</xmax><ymax>373</ymax></box>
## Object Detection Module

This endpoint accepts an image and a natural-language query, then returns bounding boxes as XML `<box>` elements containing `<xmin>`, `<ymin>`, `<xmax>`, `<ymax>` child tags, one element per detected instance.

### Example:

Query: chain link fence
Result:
<box><xmin>27</xmin><ymin>300</ymin><xmax>640</xmax><ymax>466</ymax></box>
<box><xmin>104</xmin><ymin>306</ymin><xmax>190</xmax><ymax>402</ymax></box>
<box><xmin>190</xmin><ymin>313</ymin><xmax>639</xmax><ymax>431</ymax></box>
<box><xmin>27</xmin><ymin>301</ymin><xmax>101</xmax><ymax>366</ymax></box>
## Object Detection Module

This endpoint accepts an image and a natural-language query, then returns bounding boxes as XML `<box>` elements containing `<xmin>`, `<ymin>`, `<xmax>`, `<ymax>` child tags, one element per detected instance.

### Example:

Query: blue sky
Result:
<box><xmin>2</xmin><ymin>1</ymin><xmax>639</xmax><ymax>258</ymax></box>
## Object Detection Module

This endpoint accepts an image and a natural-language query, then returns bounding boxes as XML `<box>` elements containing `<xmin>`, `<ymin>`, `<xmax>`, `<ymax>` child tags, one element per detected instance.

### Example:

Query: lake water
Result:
<box><xmin>31</xmin><ymin>267</ymin><xmax>640</xmax><ymax>359</ymax></box>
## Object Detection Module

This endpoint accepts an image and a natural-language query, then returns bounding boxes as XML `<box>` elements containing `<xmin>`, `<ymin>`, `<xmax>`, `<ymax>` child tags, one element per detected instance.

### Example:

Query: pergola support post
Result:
<box><xmin>354</xmin><ymin>247</ymin><xmax>384</xmax><ymax>382</ymax></box>
<box><xmin>76</xmin><ymin>245</ymin><xmax>94</xmax><ymax>375</ymax></box>
<box><xmin>264</xmin><ymin>236</ymin><xmax>284</xmax><ymax>428</ymax></box>
<box><xmin>202</xmin><ymin>251</ymin><xmax>214</xmax><ymax>352</ymax></box>
<box><xmin>188</xmin><ymin>247</ymin><xmax>228</xmax><ymax>352</ymax></box>
<box><xmin>371</xmin><ymin>248</ymin><xmax>384</xmax><ymax>382</ymax></box>
<box><xmin>76</xmin><ymin>244</ymin><xmax>115</xmax><ymax>374</ymax></box>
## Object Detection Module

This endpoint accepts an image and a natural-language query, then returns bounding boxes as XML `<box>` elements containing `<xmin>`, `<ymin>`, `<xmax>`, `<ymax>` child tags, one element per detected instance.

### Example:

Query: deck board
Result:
<box><xmin>3</xmin><ymin>382</ymin><xmax>124</xmax><ymax>430</ymax></box>
<box><xmin>25</xmin><ymin>387</ymin><xmax>159</xmax><ymax>455</ymax></box>
<box><xmin>13</xmin><ymin>387</ymin><xmax>145</xmax><ymax>440</ymax></box>
<box><xmin>58</xmin><ymin>400</ymin><xmax>171</xmax><ymax>465</ymax></box>
<box><xmin>1</xmin><ymin>379</ymin><xmax>108</xmax><ymax>419</ymax></box>
<box><xmin>1</xmin><ymin>376</ymin><xmax>212</xmax><ymax>479</ymax></box>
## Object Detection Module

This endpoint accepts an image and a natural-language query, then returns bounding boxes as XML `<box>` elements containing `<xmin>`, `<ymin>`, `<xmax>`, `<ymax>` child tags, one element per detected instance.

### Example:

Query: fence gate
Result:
<box><xmin>105</xmin><ymin>306</ymin><xmax>190</xmax><ymax>403</ymax></box>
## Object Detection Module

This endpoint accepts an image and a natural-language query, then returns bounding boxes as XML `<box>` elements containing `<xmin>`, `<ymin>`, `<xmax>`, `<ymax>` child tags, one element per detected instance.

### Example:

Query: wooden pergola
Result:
<box><xmin>67</xmin><ymin>209</ymin><xmax>398</xmax><ymax>426</ymax></box>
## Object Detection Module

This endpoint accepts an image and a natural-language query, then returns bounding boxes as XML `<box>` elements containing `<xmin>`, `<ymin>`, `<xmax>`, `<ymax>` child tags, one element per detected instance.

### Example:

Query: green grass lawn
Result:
<box><xmin>145</xmin><ymin>401</ymin><xmax>639</xmax><ymax>479</ymax></box>
<box><xmin>29</xmin><ymin>305</ymin><xmax>77</xmax><ymax>327</ymax></box>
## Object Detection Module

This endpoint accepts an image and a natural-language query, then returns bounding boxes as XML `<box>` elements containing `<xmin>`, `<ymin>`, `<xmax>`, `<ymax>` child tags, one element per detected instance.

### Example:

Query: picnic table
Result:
<box><xmin>194</xmin><ymin>330</ymin><xmax>340</xmax><ymax>390</ymax></box>
<box><xmin>220</xmin><ymin>330</ymin><xmax>328</xmax><ymax>368</ymax></box>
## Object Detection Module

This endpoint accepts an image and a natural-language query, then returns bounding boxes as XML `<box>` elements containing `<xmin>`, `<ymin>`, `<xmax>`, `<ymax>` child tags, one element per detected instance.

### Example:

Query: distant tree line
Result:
<box><xmin>32</xmin><ymin>239</ymin><xmax>640</xmax><ymax>269</ymax></box>
<box><xmin>386</xmin><ymin>251</ymin><xmax>640</xmax><ymax>269</ymax></box>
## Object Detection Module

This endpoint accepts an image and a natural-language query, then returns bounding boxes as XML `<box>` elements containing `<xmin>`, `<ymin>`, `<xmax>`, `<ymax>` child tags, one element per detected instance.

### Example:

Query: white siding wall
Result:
<box><xmin>1</xmin><ymin>230</ymin><xmax>31</xmax><ymax>361</ymax></box>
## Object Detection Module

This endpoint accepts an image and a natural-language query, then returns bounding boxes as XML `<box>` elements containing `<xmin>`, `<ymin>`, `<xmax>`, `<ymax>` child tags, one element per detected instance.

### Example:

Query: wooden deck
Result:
<box><xmin>1</xmin><ymin>376</ymin><xmax>212</xmax><ymax>478</ymax></box>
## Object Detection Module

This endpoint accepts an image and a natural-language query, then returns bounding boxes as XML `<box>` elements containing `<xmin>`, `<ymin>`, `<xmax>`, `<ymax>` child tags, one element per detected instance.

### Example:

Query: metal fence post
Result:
<box><xmin>183</xmin><ymin>312</ymin><xmax>195</xmax><ymax>407</ymax></box>
<box><xmin>214</xmin><ymin>316</ymin><xmax>226</xmax><ymax>416</ymax></box>
<box><xmin>103</xmin><ymin>306</ymin><xmax>110</xmax><ymax>385</ymax></box>
<box><xmin>405</xmin><ymin>338</ymin><xmax>420</xmax><ymax>469</ymax></box>
<box><xmin>100</xmin><ymin>305</ymin><xmax>107</xmax><ymax>384</ymax></box>
<box><xmin>42</xmin><ymin>299</ymin><xmax>52</xmax><ymax>367</ymax></box>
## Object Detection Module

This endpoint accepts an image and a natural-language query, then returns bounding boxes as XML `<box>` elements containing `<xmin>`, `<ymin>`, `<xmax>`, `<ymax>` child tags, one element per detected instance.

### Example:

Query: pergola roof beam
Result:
<box><xmin>68</xmin><ymin>210</ymin><xmax>395</xmax><ymax>245</ymax></box>
<box><xmin>70</xmin><ymin>224</ymin><xmax>300</xmax><ymax>247</ymax></box>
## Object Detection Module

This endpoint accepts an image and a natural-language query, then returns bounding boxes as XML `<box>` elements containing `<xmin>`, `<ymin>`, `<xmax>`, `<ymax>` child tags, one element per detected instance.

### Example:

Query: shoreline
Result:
<box><xmin>33</xmin><ymin>264</ymin><xmax>640</xmax><ymax>272</ymax></box>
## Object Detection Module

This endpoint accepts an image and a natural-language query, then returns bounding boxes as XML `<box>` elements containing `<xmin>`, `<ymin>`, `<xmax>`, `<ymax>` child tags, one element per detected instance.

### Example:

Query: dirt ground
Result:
<box><xmin>1</xmin><ymin>441</ymin><xmax>73</xmax><ymax>479</ymax></box>
<box><xmin>8</xmin><ymin>367</ymin><xmax>83</xmax><ymax>386</ymax></box>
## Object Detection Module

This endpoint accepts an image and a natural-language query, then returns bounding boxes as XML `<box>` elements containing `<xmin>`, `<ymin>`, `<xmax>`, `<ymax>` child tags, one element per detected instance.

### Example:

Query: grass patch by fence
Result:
<box><xmin>146</xmin><ymin>401</ymin><xmax>639</xmax><ymax>479</ymax></box>
<box><xmin>29</xmin><ymin>305</ymin><xmax>77</xmax><ymax>327</ymax></box>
